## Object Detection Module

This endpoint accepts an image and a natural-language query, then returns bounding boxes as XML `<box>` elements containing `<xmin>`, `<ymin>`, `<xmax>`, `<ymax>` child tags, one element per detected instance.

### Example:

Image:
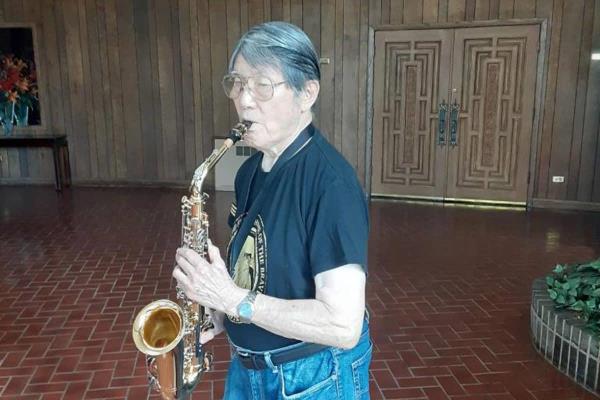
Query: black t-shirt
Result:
<box><xmin>225</xmin><ymin>124</ymin><xmax>369</xmax><ymax>351</ymax></box>
<box><xmin>247</xmin><ymin>166</ymin><xmax>268</xmax><ymax>209</ymax></box>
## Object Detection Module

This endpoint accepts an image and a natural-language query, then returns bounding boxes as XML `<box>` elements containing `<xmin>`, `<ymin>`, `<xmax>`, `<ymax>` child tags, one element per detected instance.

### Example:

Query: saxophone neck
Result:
<box><xmin>189</xmin><ymin>121</ymin><xmax>252</xmax><ymax>193</ymax></box>
<box><xmin>189</xmin><ymin>156</ymin><xmax>210</xmax><ymax>194</ymax></box>
<box><xmin>189</xmin><ymin>147</ymin><xmax>225</xmax><ymax>194</ymax></box>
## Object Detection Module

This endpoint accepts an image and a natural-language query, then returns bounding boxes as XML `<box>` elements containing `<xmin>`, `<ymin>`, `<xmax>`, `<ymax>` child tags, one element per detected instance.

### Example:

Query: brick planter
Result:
<box><xmin>530</xmin><ymin>277</ymin><xmax>600</xmax><ymax>394</ymax></box>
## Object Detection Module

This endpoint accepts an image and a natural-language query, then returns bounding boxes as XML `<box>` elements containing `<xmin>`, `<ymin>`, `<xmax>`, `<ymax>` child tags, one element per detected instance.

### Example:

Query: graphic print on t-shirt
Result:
<box><xmin>228</xmin><ymin>215</ymin><xmax>267</xmax><ymax>324</ymax></box>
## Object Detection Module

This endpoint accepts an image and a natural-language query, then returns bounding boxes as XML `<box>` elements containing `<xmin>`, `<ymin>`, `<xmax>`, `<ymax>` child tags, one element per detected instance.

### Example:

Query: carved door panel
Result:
<box><xmin>445</xmin><ymin>25</ymin><xmax>539</xmax><ymax>202</ymax></box>
<box><xmin>371</xmin><ymin>29</ymin><xmax>453</xmax><ymax>198</ymax></box>
<box><xmin>371</xmin><ymin>25</ymin><xmax>539</xmax><ymax>204</ymax></box>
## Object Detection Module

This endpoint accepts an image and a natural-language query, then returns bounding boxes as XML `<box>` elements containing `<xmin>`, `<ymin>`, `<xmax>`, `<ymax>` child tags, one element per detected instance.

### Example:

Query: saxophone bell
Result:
<box><xmin>132</xmin><ymin>300</ymin><xmax>187</xmax><ymax>400</ymax></box>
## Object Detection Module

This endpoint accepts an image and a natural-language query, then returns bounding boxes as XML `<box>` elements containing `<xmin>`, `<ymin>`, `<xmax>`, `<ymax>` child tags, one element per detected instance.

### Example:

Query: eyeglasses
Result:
<box><xmin>221</xmin><ymin>74</ymin><xmax>287</xmax><ymax>101</ymax></box>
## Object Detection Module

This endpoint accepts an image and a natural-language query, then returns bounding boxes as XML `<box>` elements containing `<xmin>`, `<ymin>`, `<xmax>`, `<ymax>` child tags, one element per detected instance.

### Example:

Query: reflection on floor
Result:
<box><xmin>0</xmin><ymin>186</ymin><xmax>599</xmax><ymax>399</ymax></box>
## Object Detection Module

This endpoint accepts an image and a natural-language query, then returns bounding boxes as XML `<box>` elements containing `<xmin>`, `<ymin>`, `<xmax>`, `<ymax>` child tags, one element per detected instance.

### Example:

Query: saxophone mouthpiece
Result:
<box><xmin>226</xmin><ymin>121</ymin><xmax>253</xmax><ymax>147</ymax></box>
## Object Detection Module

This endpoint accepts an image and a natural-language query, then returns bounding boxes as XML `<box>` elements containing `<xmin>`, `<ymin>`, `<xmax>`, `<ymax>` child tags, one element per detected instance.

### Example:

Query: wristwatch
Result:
<box><xmin>236</xmin><ymin>290</ymin><xmax>257</xmax><ymax>324</ymax></box>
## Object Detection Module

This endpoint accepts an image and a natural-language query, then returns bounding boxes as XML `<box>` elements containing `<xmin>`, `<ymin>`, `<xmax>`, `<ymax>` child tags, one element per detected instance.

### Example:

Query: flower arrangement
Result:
<box><xmin>0</xmin><ymin>54</ymin><xmax>38</xmax><ymax>133</ymax></box>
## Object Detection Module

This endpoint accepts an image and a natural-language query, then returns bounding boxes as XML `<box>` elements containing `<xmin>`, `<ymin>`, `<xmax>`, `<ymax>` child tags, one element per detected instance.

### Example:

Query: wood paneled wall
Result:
<box><xmin>0</xmin><ymin>0</ymin><xmax>599</xmax><ymax>206</ymax></box>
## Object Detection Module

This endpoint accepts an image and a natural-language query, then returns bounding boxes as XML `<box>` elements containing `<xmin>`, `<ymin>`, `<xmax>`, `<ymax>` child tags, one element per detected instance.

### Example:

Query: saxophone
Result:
<box><xmin>132</xmin><ymin>121</ymin><xmax>252</xmax><ymax>400</ymax></box>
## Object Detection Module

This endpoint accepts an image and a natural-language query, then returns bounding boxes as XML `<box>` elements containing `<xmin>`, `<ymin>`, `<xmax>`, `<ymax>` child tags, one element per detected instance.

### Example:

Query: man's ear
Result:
<box><xmin>300</xmin><ymin>80</ymin><xmax>320</xmax><ymax>112</ymax></box>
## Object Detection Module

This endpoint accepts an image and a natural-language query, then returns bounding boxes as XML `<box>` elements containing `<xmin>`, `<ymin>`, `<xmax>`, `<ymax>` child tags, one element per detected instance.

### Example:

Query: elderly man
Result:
<box><xmin>173</xmin><ymin>21</ymin><xmax>371</xmax><ymax>399</ymax></box>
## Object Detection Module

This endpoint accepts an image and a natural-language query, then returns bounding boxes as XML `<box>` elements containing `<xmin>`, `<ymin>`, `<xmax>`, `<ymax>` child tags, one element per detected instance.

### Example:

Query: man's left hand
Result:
<box><xmin>172</xmin><ymin>241</ymin><xmax>244</xmax><ymax>315</ymax></box>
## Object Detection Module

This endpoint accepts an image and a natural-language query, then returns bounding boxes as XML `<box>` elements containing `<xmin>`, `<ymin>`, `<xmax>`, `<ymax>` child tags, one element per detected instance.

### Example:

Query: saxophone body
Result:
<box><xmin>132</xmin><ymin>121</ymin><xmax>252</xmax><ymax>400</ymax></box>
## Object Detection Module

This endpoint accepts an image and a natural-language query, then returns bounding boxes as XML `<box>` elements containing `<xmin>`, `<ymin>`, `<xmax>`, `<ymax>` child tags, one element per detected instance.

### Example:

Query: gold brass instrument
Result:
<box><xmin>132</xmin><ymin>121</ymin><xmax>252</xmax><ymax>400</ymax></box>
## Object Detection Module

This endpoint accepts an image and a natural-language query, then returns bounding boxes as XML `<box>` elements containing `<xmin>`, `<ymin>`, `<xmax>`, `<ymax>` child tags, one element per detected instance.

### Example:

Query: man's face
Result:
<box><xmin>230</xmin><ymin>56</ymin><xmax>304</xmax><ymax>153</ymax></box>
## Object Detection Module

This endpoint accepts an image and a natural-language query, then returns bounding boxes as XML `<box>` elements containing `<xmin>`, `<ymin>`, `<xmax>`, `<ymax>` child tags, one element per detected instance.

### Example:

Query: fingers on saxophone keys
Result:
<box><xmin>172</xmin><ymin>266</ymin><xmax>190</xmax><ymax>287</ymax></box>
<box><xmin>207</xmin><ymin>241</ymin><xmax>222</xmax><ymax>262</ymax></box>
<box><xmin>175</xmin><ymin>248</ymin><xmax>197</xmax><ymax>275</ymax></box>
<box><xmin>177</xmin><ymin>247</ymin><xmax>207</xmax><ymax>268</ymax></box>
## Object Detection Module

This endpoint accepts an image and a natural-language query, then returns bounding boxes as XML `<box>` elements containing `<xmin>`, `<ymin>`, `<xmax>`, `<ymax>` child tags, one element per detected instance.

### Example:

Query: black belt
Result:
<box><xmin>235</xmin><ymin>342</ymin><xmax>328</xmax><ymax>370</ymax></box>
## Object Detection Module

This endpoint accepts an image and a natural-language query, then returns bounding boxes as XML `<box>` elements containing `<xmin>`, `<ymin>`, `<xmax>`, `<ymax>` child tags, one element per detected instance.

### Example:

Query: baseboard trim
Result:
<box><xmin>531</xmin><ymin>198</ymin><xmax>600</xmax><ymax>212</ymax></box>
<box><xmin>73</xmin><ymin>179</ymin><xmax>189</xmax><ymax>189</ymax></box>
<box><xmin>0</xmin><ymin>179</ymin><xmax>211</xmax><ymax>190</ymax></box>
<box><xmin>0</xmin><ymin>178</ymin><xmax>53</xmax><ymax>185</ymax></box>
<box><xmin>371</xmin><ymin>193</ymin><xmax>525</xmax><ymax>206</ymax></box>
<box><xmin>371</xmin><ymin>194</ymin><xmax>526</xmax><ymax>209</ymax></box>
<box><xmin>370</xmin><ymin>194</ymin><xmax>600</xmax><ymax>212</ymax></box>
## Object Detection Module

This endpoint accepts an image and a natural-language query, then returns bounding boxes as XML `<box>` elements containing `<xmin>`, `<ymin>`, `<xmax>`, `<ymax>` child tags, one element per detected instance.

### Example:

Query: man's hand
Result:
<box><xmin>200</xmin><ymin>309</ymin><xmax>225</xmax><ymax>344</ymax></box>
<box><xmin>173</xmin><ymin>240</ymin><xmax>245</xmax><ymax>316</ymax></box>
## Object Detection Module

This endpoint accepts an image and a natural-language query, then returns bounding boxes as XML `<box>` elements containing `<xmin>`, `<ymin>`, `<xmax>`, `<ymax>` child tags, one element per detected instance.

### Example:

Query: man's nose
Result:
<box><xmin>238</xmin><ymin>85</ymin><xmax>255</xmax><ymax>108</ymax></box>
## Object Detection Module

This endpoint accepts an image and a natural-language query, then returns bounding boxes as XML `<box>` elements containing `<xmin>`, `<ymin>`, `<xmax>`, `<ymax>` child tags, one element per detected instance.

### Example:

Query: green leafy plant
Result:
<box><xmin>546</xmin><ymin>258</ymin><xmax>600</xmax><ymax>334</ymax></box>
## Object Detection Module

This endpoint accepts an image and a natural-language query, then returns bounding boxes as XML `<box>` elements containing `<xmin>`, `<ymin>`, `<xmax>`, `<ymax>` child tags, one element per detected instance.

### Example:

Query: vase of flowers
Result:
<box><xmin>0</xmin><ymin>54</ymin><xmax>38</xmax><ymax>134</ymax></box>
<box><xmin>14</xmin><ymin>97</ymin><xmax>30</xmax><ymax>126</ymax></box>
<box><xmin>0</xmin><ymin>100</ymin><xmax>14</xmax><ymax>136</ymax></box>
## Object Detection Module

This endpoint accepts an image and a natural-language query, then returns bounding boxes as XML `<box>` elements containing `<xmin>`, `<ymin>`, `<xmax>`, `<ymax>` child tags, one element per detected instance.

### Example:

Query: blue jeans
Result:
<box><xmin>223</xmin><ymin>321</ymin><xmax>372</xmax><ymax>400</ymax></box>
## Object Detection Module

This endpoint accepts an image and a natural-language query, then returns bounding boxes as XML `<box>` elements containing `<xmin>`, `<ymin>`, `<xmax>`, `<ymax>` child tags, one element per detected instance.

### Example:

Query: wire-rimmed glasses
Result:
<box><xmin>221</xmin><ymin>74</ymin><xmax>287</xmax><ymax>101</ymax></box>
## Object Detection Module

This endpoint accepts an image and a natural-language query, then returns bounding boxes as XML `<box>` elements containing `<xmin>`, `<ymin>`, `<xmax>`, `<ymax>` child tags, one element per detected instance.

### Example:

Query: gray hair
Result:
<box><xmin>228</xmin><ymin>21</ymin><xmax>320</xmax><ymax>94</ymax></box>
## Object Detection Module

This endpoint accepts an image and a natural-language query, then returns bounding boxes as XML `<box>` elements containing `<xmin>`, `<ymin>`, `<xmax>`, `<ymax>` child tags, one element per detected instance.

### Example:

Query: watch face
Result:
<box><xmin>239</xmin><ymin>302</ymin><xmax>253</xmax><ymax>319</ymax></box>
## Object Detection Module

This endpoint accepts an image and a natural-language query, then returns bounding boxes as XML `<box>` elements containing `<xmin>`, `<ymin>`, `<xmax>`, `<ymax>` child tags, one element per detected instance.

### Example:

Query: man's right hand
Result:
<box><xmin>201</xmin><ymin>309</ymin><xmax>225</xmax><ymax>344</ymax></box>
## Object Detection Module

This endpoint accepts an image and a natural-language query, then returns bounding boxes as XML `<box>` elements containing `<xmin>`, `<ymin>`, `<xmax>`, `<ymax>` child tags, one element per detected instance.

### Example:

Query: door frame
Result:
<box><xmin>365</xmin><ymin>19</ymin><xmax>549</xmax><ymax>208</ymax></box>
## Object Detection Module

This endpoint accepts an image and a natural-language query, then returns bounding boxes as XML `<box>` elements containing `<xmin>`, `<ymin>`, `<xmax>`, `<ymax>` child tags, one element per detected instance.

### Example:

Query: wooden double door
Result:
<box><xmin>371</xmin><ymin>24</ymin><xmax>540</xmax><ymax>204</ymax></box>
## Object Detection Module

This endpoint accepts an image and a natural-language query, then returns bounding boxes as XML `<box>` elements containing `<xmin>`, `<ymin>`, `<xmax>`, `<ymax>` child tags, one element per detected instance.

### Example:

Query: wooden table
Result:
<box><xmin>0</xmin><ymin>135</ymin><xmax>71</xmax><ymax>191</ymax></box>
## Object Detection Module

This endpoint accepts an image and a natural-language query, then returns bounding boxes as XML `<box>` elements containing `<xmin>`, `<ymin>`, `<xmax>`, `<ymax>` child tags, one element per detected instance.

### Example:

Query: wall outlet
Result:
<box><xmin>552</xmin><ymin>176</ymin><xmax>565</xmax><ymax>183</ymax></box>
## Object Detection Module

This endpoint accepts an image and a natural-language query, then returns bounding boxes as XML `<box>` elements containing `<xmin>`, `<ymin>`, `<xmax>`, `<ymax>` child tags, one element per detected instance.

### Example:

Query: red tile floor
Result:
<box><xmin>1</xmin><ymin>186</ymin><xmax>599</xmax><ymax>400</ymax></box>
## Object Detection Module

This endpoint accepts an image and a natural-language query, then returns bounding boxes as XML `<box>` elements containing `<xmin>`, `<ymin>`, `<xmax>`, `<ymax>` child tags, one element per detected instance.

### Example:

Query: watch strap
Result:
<box><xmin>244</xmin><ymin>290</ymin><xmax>257</xmax><ymax>305</ymax></box>
<box><xmin>237</xmin><ymin>290</ymin><xmax>258</xmax><ymax>323</ymax></box>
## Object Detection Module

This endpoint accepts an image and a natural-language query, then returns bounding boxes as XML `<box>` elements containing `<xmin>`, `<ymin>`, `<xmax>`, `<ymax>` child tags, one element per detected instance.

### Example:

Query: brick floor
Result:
<box><xmin>0</xmin><ymin>186</ymin><xmax>599</xmax><ymax>399</ymax></box>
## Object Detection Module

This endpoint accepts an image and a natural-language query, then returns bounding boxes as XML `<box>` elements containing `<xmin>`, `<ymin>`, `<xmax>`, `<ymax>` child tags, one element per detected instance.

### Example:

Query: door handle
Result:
<box><xmin>449</xmin><ymin>100</ymin><xmax>459</xmax><ymax>146</ymax></box>
<box><xmin>438</xmin><ymin>100</ymin><xmax>448</xmax><ymax>146</ymax></box>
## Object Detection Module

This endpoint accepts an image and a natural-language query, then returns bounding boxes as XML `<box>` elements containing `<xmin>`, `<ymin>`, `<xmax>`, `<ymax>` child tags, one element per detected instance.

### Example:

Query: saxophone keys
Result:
<box><xmin>203</xmin><ymin>352</ymin><xmax>214</xmax><ymax>372</ymax></box>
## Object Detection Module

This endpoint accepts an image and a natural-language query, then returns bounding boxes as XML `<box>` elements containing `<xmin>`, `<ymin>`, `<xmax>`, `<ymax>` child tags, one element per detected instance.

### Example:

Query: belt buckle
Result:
<box><xmin>237</xmin><ymin>351</ymin><xmax>265</xmax><ymax>370</ymax></box>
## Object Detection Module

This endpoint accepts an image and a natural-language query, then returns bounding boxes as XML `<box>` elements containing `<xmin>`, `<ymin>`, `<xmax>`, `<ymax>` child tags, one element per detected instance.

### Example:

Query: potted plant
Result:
<box><xmin>546</xmin><ymin>259</ymin><xmax>600</xmax><ymax>334</ymax></box>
